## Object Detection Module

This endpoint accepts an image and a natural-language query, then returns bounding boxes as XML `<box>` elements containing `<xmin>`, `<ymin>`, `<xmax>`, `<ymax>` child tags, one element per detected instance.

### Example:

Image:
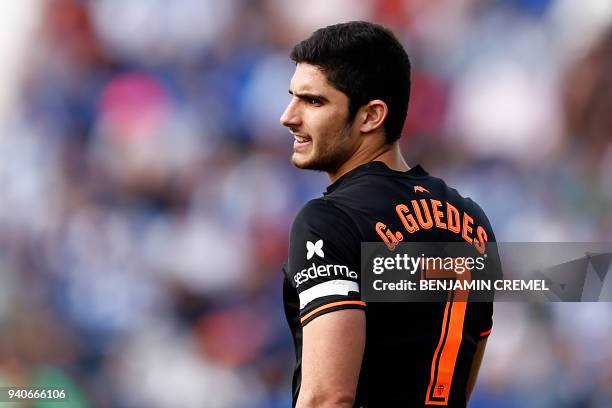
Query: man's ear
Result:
<box><xmin>358</xmin><ymin>100</ymin><xmax>388</xmax><ymax>134</ymax></box>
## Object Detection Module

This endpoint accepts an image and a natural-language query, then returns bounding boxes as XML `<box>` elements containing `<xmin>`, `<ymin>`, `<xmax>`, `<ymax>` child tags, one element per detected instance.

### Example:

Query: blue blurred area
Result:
<box><xmin>0</xmin><ymin>0</ymin><xmax>611</xmax><ymax>407</ymax></box>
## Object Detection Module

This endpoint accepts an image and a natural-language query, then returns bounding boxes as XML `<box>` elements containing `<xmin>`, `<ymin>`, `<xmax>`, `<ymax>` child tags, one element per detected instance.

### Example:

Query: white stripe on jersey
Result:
<box><xmin>299</xmin><ymin>279</ymin><xmax>359</xmax><ymax>309</ymax></box>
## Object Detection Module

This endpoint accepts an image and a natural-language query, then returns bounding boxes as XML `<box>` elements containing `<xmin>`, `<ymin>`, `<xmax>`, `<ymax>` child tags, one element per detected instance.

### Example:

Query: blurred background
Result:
<box><xmin>0</xmin><ymin>0</ymin><xmax>611</xmax><ymax>407</ymax></box>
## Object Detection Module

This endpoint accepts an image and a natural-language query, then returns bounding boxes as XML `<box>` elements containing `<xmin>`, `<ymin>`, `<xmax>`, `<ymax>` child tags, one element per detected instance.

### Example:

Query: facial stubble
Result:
<box><xmin>291</xmin><ymin>120</ymin><xmax>355</xmax><ymax>173</ymax></box>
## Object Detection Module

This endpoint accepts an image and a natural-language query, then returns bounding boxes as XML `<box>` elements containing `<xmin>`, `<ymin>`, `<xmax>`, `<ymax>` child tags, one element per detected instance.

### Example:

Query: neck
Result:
<box><xmin>327</xmin><ymin>142</ymin><xmax>409</xmax><ymax>183</ymax></box>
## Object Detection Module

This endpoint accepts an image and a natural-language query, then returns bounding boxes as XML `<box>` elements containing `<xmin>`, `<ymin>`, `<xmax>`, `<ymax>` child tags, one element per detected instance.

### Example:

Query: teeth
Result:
<box><xmin>294</xmin><ymin>135</ymin><xmax>309</xmax><ymax>143</ymax></box>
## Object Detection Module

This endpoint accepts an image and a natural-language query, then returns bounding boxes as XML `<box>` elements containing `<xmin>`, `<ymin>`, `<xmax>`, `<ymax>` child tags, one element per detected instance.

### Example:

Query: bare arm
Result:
<box><xmin>466</xmin><ymin>337</ymin><xmax>488</xmax><ymax>402</ymax></box>
<box><xmin>296</xmin><ymin>309</ymin><xmax>366</xmax><ymax>408</ymax></box>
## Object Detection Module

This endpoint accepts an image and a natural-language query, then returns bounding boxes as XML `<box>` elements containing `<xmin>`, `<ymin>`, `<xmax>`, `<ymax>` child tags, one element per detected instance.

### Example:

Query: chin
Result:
<box><xmin>291</xmin><ymin>155</ymin><xmax>313</xmax><ymax>169</ymax></box>
<box><xmin>292</xmin><ymin>155</ymin><xmax>335</xmax><ymax>173</ymax></box>
<box><xmin>291</xmin><ymin>154</ymin><xmax>320</xmax><ymax>170</ymax></box>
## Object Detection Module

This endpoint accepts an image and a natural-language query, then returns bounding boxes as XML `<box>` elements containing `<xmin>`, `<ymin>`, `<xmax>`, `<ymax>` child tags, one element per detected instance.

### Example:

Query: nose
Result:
<box><xmin>280</xmin><ymin>98</ymin><xmax>300</xmax><ymax>128</ymax></box>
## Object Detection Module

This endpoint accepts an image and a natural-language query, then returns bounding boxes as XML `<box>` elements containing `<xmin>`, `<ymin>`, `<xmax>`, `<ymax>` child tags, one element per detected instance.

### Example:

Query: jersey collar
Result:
<box><xmin>324</xmin><ymin>161</ymin><xmax>428</xmax><ymax>195</ymax></box>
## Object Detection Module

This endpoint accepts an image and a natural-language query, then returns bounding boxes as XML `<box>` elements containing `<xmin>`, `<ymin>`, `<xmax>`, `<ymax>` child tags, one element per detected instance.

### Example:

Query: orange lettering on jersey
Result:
<box><xmin>395</xmin><ymin>204</ymin><xmax>420</xmax><ymax>233</ymax></box>
<box><xmin>411</xmin><ymin>199</ymin><xmax>433</xmax><ymax>229</ymax></box>
<box><xmin>461</xmin><ymin>212</ymin><xmax>474</xmax><ymax>244</ymax></box>
<box><xmin>474</xmin><ymin>225</ymin><xmax>488</xmax><ymax>254</ymax></box>
<box><xmin>375</xmin><ymin>222</ymin><xmax>403</xmax><ymax>250</ymax></box>
<box><xmin>382</xmin><ymin>200</ymin><xmax>489</xmax><ymax>255</ymax></box>
<box><xmin>430</xmin><ymin>199</ymin><xmax>447</xmax><ymax>230</ymax></box>
<box><xmin>446</xmin><ymin>203</ymin><xmax>461</xmax><ymax>233</ymax></box>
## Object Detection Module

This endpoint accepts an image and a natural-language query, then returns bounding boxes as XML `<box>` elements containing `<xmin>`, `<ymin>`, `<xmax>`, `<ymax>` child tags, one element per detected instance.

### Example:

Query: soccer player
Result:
<box><xmin>281</xmin><ymin>21</ymin><xmax>498</xmax><ymax>408</ymax></box>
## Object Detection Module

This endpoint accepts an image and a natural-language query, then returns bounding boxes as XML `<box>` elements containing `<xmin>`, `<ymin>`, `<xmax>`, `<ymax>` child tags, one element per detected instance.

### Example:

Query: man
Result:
<box><xmin>280</xmin><ymin>21</ymin><xmax>497</xmax><ymax>407</ymax></box>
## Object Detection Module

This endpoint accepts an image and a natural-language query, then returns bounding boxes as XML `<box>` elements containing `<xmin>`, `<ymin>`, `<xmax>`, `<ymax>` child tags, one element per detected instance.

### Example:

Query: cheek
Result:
<box><xmin>311</xmin><ymin>110</ymin><xmax>344</xmax><ymax>137</ymax></box>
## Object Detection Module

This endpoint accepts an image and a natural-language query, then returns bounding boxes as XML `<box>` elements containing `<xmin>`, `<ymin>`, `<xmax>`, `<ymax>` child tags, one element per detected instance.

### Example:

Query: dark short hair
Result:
<box><xmin>290</xmin><ymin>21</ymin><xmax>411</xmax><ymax>144</ymax></box>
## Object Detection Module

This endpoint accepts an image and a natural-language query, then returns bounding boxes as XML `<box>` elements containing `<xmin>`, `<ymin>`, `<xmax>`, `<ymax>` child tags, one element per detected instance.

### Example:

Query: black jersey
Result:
<box><xmin>283</xmin><ymin>161</ymin><xmax>499</xmax><ymax>407</ymax></box>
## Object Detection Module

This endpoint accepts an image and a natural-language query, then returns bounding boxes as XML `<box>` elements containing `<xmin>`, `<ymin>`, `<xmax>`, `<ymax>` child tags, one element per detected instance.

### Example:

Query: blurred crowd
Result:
<box><xmin>0</xmin><ymin>0</ymin><xmax>611</xmax><ymax>407</ymax></box>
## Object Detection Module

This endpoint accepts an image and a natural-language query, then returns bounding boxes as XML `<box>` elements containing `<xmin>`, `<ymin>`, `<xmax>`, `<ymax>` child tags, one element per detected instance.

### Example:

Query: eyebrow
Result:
<box><xmin>288</xmin><ymin>90</ymin><xmax>329</xmax><ymax>103</ymax></box>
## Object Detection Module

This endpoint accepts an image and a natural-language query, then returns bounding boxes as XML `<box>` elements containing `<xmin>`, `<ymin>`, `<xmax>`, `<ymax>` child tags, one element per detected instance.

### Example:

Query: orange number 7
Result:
<box><xmin>423</xmin><ymin>261</ymin><xmax>471</xmax><ymax>405</ymax></box>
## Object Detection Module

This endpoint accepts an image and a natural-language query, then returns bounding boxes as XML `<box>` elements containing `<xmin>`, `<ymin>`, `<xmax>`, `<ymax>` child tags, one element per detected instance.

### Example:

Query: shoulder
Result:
<box><xmin>289</xmin><ymin>198</ymin><xmax>361</xmax><ymax>268</ymax></box>
<box><xmin>294</xmin><ymin>198</ymin><xmax>347</xmax><ymax>219</ymax></box>
<box><xmin>293</xmin><ymin>198</ymin><xmax>332</xmax><ymax>221</ymax></box>
<box><xmin>291</xmin><ymin>198</ymin><xmax>357</xmax><ymax>236</ymax></box>
<box><xmin>433</xmin><ymin>176</ymin><xmax>497</xmax><ymax>237</ymax></box>
<box><xmin>460</xmin><ymin>195</ymin><xmax>496</xmax><ymax>239</ymax></box>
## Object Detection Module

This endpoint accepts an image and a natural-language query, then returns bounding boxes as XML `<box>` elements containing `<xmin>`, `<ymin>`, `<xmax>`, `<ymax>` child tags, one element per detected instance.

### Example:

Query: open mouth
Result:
<box><xmin>293</xmin><ymin>134</ymin><xmax>311</xmax><ymax>144</ymax></box>
<box><xmin>293</xmin><ymin>134</ymin><xmax>312</xmax><ymax>153</ymax></box>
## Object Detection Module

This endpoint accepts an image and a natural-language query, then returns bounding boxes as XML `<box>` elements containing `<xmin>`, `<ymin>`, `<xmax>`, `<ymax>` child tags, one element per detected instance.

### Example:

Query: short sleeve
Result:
<box><xmin>288</xmin><ymin>199</ymin><xmax>366</xmax><ymax>326</ymax></box>
<box><xmin>476</xmin><ymin>220</ymin><xmax>500</xmax><ymax>339</ymax></box>
<box><xmin>476</xmin><ymin>303</ymin><xmax>493</xmax><ymax>339</ymax></box>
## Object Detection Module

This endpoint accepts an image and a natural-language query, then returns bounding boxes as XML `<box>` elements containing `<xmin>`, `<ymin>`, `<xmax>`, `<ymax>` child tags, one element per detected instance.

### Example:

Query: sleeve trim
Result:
<box><xmin>479</xmin><ymin>328</ymin><xmax>492</xmax><ymax>338</ymax></box>
<box><xmin>298</xmin><ymin>279</ymin><xmax>360</xmax><ymax>310</ymax></box>
<box><xmin>300</xmin><ymin>300</ymin><xmax>366</xmax><ymax>324</ymax></box>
